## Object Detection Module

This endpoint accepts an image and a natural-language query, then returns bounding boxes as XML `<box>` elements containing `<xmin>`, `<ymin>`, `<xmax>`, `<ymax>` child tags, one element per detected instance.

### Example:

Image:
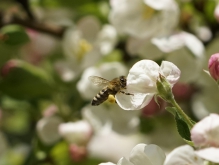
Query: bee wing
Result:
<box><xmin>89</xmin><ymin>76</ymin><xmax>110</xmax><ymax>87</ymax></box>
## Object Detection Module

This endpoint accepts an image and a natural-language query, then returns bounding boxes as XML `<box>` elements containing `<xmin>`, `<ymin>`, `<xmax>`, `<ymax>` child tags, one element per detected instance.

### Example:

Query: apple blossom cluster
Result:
<box><xmin>2</xmin><ymin>0</ymin><xmax>219</xmax><ymax>165</ymax></box>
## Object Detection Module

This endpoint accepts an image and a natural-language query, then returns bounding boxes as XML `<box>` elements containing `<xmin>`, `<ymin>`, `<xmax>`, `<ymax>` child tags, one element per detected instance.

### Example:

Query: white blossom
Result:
<box><xmin>153</xmin><ymin>32</ymin><xmax>205</xmax><ymax>83</ymax></box>
<box><xmin>191</xmin><ymin>114</ymin><xmax>219</xmax><ymax>147</ymax></box>
<box><xmin>58</xmin><ymin>120</ymin><xmax>92</xmax><ymax>145</ymax></box>
<box><xmin>57</xmin><ymin>16</ymin><xmax>117</xmax><ymax>81</ymax></box>
<box><xmin>195</xmin><ymin>26</ymin><xmax>212</xmax><ymax>42</ymax></box>
<box><xmin>96</xmin><ymin>24</ymin><xmax>118</xmax><ymax>55</ymax></box>
<box><xmin>109</xmin><ymin>0</ymin><xmax>179</xmax><ymax>38</ymax></box>
<box><xmin>152</xmin><ymin>31</ymin><xmax>204</xmax><ymax>58</ymax></box>
<box><xmin>116</xmin><ymin>60</ymin><xmax>180</xmax><ymax>110</ymax></box>
<box><xmin>36</xmin><ymin>116</ymin><xmax>62</xmax><ymax>145</ymax></box>
<box><xmin>191</xmin><ymin>114</ymin><xmax>219</xmax><ymax>163</ymax></box>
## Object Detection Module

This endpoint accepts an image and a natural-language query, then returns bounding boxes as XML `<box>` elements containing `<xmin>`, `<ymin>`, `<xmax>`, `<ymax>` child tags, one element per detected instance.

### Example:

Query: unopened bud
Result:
<box><xmin>156</xmin><ymin>74</ymin><xmax>174</xmax><ymax>102</ymax></box>
<box><xmin>208</xmin><ymin>53</ymin><xmax>219</xmax><ymax>82</ymax></box>
<box><xmin>69</xmin><ymin>144</ymin><xmax>87</xmax><ymax>162</ymax></box>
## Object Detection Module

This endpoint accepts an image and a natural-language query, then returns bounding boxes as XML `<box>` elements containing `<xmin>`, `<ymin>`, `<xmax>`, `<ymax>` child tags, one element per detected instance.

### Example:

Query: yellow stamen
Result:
<box><xmin>142</xmin><ymin>5</ymin><xmax>156</xmax><ymax>19</ymax></box>
<box><xmin>77</xmin><ymin>39</ymin><xmax>92</xmax><ymax>61</ymax></box>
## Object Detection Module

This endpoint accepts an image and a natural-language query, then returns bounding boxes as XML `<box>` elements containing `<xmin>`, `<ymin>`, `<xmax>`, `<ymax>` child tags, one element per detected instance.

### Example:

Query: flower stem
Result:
<box><xmin>156</xmin><ymin>75</ymin><xmax>195</xmax><ymax>129</ymax></box>
<box><xmin>168</xmin><ymin>97</ymin><xmax>194</xmax><ymax>129</ymax></box>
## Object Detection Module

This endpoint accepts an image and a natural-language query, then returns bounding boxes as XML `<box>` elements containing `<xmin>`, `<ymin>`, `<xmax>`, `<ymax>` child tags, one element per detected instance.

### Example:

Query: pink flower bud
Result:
<box><xmin>42</xmin><ymin>104</ymin><xmax>58</xmax><ymax>117</ymax></box>
<box><xmin>69</xmin><ymin>144</ymin><xmax>87</xmax><ymax>162</ymax></box>
<box><xmin>208</xmin><ymin>53</ymin><xmax>219</xmax><ymax>81</ymax></box>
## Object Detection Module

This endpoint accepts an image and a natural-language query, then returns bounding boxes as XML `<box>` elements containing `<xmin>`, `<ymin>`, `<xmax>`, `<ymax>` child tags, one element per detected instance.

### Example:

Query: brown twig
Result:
<box><xmin>0</xmin><ymin>13</ymin><xmax>66</xmax><ymax>38</ymax></box>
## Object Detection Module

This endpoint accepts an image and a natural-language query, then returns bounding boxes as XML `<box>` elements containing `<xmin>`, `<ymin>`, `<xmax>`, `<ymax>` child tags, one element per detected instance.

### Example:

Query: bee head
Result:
<box><xmin>119</xmin><ymin>76</ymin><xmax>126</xmax><ymax>88</ymax></box>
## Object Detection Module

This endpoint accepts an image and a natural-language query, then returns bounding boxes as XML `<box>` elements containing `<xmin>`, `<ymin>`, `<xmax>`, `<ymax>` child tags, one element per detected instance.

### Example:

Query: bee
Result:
<box><xmin>89</xmin><ymin>76</ymin><xmax>134</xmax><ymax>106</ymax></box>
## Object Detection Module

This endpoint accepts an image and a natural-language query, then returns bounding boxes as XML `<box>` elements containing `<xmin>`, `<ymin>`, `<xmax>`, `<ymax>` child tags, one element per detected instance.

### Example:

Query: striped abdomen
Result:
<box><xmin>91</xmin><ymin>88</ymin><xmax>109</xmax><ymax>106</ymax></box>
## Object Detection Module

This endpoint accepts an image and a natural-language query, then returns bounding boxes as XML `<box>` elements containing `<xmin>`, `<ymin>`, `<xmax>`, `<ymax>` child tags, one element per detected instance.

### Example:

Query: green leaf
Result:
<box><xmin>204</xmin><ymin>0</ymin><xmax>217</xmax><ymax>23</ymax></box>
<box><xmin>0</xmin><ymin>24</ymin><xmax>30</xmax><ymax>45</ymax></box>
<box><xmin>50</xmin><ymin>141</ymin><xmax>71</xmax><ymax>165</ymax></box>
<box><xmin>175</xmin><ymin>112</ymin><xmax>191</xmax><ymax>141</ymax></box>
<box><xmin>0</xmin><ymin>44</ymin><xmax>19</xmax><ymax>68</ymax></box>
<box><xmin>0</xmin><ymin>60</ymin><xmax>55</xmax><ymax>99</ymax></box>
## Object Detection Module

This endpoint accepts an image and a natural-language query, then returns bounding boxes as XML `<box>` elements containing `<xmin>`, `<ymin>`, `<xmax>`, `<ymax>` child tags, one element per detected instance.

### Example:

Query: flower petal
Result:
<box><xmin>144</xmin><ymin>0</ymin><xmax>176</xmax><ymax>10</ymax></box>
<box><xmin>129</xmin><ymin>144</ymin><xmax>165</xmax><ymax>165</ymax></box>
<box><xmin>129</xmin><ymin>144</ymin><xmax>153</xmax><ymax>165</ymax></box>
<box><xmin>160</xmin><ymin>61</ymin><xmax>180</xmax><ymax>86</ymax></box>
<box><xmin>143</xmin><ymin>144</ymin><xmax>166</xmax><ymax>165</ymax></box>
<box><xmin>99</xmin><ymin>162</ymin><xmax>116</xmax><ymax>165</ymax></box>
<box><xmin>117</xmin><ymin>157</ymin><xmax>134</xmax><ymax>165</ymax></box>
<box><xmin>183</xmin><ymin>32</ymin><xmax>205</xmax><ymax>58</ymax></box>
<box><xmin>36</xmin><ymin>116</ymin><xmax>62</xmax><ymax>145</ymax></box>
<box><xmin>77</xmin><ymin>16</ymin><xmax>101</xmax><ymax>43</ymax></box>
<box><xmin>116</xmin><ymin>92</ymin><xmax>154</xmax><ymax>110</ymax></box>
<box><xmin>195</xmin><ymin>147</ymin><xmax>219</xmax><ymax>163</ymax></box>
<box><xmin>127</xmin><ymin>60</ymin><xmax>160</xmax><ymax>93</ymax></box>
<box><xmin>164</xmin><ymin>145</ymin><xmax>204</xmax><ymax>165</ymax></box>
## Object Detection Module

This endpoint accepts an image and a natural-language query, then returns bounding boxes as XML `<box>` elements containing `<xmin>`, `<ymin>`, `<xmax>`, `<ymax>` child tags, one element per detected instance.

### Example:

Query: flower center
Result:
<box><xmin>77</xmin><ymin>39</ymin><xmax>92</xmax><ymax>61</ymax></box>
<box><xmin>142</xmin><ymin>5</ymin><xmax>156</xmax><ymax>19</ymax></box>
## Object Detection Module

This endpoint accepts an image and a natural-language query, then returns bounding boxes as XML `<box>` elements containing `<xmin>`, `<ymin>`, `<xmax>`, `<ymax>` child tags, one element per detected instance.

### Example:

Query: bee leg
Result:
<box><xmin>113</xmin><ymin>94</ymin><xmax>118</xmax><ymax>104</ymax></box>
<box><xmin>120</xmin><ymin>91</ymin><xmax>134</xmax><ymax>96</ymax></box>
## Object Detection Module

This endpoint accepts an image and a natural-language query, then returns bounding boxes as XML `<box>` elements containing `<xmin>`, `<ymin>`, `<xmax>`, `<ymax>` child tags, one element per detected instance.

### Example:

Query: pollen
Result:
<box><xmin>77</xmin><ymin>39</ymin><xmax>92</xmax><ymax>61</ymax></box>
<box><xmin>142</xmin><ymin>5</ymin><xmax>156</xmax><ymax>19</ymax></box>
<box><xmin>107</xmin><ymin>95</ymin><xmax>116</xmax><ymax>104</ymax></box>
